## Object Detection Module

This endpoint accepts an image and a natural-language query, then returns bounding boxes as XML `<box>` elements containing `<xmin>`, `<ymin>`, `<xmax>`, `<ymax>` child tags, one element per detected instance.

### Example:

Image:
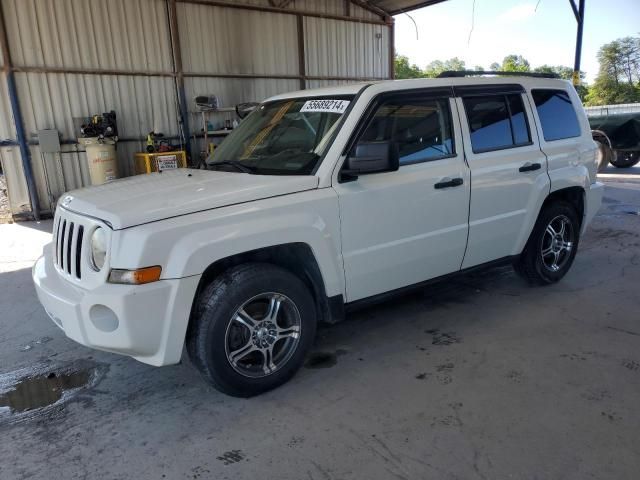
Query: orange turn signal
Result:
<box><xmin>108</xmin><ymin>266</ymin><xmax>162</xmax><ymax>285</ymax></box>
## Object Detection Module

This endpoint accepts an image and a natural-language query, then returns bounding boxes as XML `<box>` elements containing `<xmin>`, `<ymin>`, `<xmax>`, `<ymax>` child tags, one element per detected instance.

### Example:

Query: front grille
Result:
<box><xmin>53</xmin><ymin>213</ymin><xmax>85</xmax><ymax>279</ymax></box>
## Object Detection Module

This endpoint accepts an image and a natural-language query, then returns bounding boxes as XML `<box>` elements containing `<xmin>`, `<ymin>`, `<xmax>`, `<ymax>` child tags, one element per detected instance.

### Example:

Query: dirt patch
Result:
<box><xmin>426</xmin><ymin>329</ymin><xmax>462</xmax><ymax>346</ymax></box>
<box><xmin>305</xmin><ymin>351</ymin><xmax>338</xmax><ymax>369</ymax></box>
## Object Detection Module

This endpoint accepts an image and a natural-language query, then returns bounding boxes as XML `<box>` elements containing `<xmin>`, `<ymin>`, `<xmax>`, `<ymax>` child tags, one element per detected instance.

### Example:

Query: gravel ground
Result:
<box><xmin>0</xmin><ymin>173</ymin><xmax>12</xmax><ymax>223</ymax></box>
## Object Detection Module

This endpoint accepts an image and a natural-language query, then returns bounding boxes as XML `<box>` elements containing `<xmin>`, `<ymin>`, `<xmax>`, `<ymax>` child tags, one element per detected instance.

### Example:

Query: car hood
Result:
<box><xmin>60</xmin><ymin>169</ymin><xmax>319</xmax><ymax>229</ymax></box>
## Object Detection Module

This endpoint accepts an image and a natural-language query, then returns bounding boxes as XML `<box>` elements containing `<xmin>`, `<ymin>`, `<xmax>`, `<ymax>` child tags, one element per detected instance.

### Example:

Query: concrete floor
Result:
<box><xmin>1</xmin><ymin>180</ymin><xmax>639</xmax><ymax>480</ymax></box>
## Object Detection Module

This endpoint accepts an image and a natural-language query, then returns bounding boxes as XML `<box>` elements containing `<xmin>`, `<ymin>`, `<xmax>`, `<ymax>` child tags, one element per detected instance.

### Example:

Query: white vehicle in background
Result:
<box><xmin>33</xmin><ymin>73</ymin><xmax>603</xmax><ymax>397</ymax></box>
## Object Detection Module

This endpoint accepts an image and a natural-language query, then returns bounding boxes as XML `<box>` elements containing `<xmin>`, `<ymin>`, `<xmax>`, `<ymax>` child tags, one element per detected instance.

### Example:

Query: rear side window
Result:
<box><xmin>463</xmin><ymin>94</ymin><xmax>532</xmax><ymax>153</ymax></box>
<box><xmin>531</xmin><ymin>89</ymin><xmax>581</xmax><ymax>141</ymax></box>
<box><xmin>359</xmin><ymin>97</ymin><xmax>455</xmax><ymax>165</ymax></box>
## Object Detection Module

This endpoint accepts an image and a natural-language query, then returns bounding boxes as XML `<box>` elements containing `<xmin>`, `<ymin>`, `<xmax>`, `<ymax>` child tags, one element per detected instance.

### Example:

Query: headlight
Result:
<box><xmin>90</xmin><ymin>227</ymin><xmax>107</xmax><ymax>271</ymax></box>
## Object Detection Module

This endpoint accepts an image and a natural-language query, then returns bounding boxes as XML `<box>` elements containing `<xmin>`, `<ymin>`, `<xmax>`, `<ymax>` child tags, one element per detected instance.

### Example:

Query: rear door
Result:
<box><xmin>334</xmin><ymin>89</ymin><xmax>470</xmax><ymax>302</ymax></box>
<box><xmin>455</xmin><ymin>84</ymin><xmax>550</xmax><ymax>268</ymax></box>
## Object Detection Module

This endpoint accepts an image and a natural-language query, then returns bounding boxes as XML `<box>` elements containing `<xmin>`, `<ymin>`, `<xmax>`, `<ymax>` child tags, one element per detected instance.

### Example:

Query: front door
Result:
<box><xmin>334</xmin><ymin>90</ymin><xmax>471</xmax><ymax>302</ymax></box>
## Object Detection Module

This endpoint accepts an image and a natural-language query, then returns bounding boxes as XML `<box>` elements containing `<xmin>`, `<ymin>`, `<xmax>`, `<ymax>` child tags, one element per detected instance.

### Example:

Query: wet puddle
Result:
<box><xmin>0</xmin><ymin>370</ymin><xmax>91</xmax><ymax>413</ymax></box>
<box><xmin>0</xmin><ymin>361</ymin><xmax>104</xmax><ymax>421</ymax></box>
<box><xmin>607</xmin><ymin>204</ymin><xmax>640</xmax><ymax>216</ymax></box>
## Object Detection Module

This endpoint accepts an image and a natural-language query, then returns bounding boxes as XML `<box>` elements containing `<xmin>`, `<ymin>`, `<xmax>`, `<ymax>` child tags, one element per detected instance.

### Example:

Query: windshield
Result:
<box><xmin>209</xmin><ymin>96</ymin><xmax>353</xmax><ymax>175</ymax></box>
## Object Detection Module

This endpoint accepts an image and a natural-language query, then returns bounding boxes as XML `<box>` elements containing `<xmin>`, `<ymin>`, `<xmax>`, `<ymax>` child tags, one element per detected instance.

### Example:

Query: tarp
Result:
<box><xmin>588</xmin><ymin>113</ymin><xmax>640</xmax><ymax>151</ymax></box>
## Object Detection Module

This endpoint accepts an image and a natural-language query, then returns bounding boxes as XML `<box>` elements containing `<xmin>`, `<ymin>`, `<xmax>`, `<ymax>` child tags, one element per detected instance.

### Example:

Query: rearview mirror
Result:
<box><xmin>342</xmin><ymin>141</ymin><xmax>399</xmax><ymax>179</ymax></box>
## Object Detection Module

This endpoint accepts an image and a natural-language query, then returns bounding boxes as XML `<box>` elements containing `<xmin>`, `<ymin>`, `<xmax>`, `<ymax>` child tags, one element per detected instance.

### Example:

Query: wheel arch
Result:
<box><xmin>542</xmin><ymin>186</ymin><xmax>585</xmax><ymax>227</ymax></box>
<box><xmin>513</xmin><ymin>185</ymin><xmax>586</xmax><ymax>256</ymax></box>
<box><xmin>190</xmin><ymin>243</ymin><xmax>341</xmax><ymax>327</ymax></box>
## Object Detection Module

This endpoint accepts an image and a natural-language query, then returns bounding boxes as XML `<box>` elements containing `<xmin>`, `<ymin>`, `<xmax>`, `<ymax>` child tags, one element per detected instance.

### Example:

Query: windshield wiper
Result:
<box><xmin>208</xmin><ymin>160</ymin><xmax>255</xmax><ymax>174</ymax></box>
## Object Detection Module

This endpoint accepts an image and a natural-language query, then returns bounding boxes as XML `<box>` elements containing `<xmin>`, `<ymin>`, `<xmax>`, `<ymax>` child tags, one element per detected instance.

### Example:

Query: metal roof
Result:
<box><xmin>366</xmin><ymin>0</ymin><xmax>449</xmax><ymax>16</ymax></box>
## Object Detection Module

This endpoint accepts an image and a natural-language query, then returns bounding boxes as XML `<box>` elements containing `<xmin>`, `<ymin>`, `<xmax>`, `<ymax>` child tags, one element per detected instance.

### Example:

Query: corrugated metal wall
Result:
<box><xmin>0</xmin><ymin>0</ymin><xmax>391</xmax><ymax>217</ymax></box>
<box><xmin>304</xmin><ymin>17</ymin><xmax>389</xmax><ymax>81</ymax></box>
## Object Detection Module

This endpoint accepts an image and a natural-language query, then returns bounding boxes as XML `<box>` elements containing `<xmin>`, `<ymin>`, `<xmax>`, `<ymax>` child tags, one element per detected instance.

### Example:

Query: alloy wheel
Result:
<box><xmin>224</xmin><ymin>293</ymin><xmax>301</xmax><ymax>378</ymax></box>
<box><xmin>541</xmin><ymin>214</ymin><xmax>574</xmax><ymax>272</ymax></box>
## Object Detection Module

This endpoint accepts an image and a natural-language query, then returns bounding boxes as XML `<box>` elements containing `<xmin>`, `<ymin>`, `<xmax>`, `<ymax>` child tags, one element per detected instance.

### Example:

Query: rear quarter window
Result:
<box><xmin>531</xmin><ymin>89</ymin><xmax>582</xmax><ymax>141</ymax></box>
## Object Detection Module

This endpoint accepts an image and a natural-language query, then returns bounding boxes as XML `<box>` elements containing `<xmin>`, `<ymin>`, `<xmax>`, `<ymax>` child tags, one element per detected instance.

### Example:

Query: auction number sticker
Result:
<box><xmin>300</xmin><ymin>99</ymin><xmax>350</xmax><ymax>114</ymax></box>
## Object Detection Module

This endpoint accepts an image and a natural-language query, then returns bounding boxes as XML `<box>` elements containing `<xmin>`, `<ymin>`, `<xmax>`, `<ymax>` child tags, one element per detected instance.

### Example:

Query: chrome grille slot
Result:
<box><xmin>66</xmin><ymin>222</ymin><xmax>74</xmax><ymax>274</ymax></box>
<box><xmin>58</xmin><ymin>220</ymin><xmax>67</xmax><ymax>271</ymax></box>
<box><xmin>53</xmin><ymin>216</ymin><xmax>61</xmax><ymax>265</ymax></box>
<box><xmin>54</xmin><ymin>211</ymin><xmax>86</xmax><ymax>280</ymax></box>
<box><xmin>75</xmin><ymin>226</ymin><xmax>84</xmax><ymax>279</ymax></box>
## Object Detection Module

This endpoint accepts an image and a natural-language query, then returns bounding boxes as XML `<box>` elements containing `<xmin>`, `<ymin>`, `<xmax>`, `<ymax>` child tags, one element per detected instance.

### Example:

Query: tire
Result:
<box><xmin>610</xmin><ymin>150</ymin><xmax>640</xmax><ymax>168</ymax></box>
<box><xmin>187</xmin><ymin>263</ymin><xmax>317</xmax><ymax>397</ymax></box>
<box><xmin>513</xmin><ymin>201</ymin><xmax>580</xmax><ymax>285</ymax></box>
<box><xmin>594</xmin><ymin>141</ymin><xmax>612</xmax><ymax>172</ymax></box>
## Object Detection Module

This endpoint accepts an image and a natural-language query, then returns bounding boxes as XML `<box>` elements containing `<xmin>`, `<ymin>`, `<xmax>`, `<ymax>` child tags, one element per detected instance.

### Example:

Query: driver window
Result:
<box><xmin>360</xmin><ymin>96</ymin><xmax>455</xmax><ymax>166</ymax></box>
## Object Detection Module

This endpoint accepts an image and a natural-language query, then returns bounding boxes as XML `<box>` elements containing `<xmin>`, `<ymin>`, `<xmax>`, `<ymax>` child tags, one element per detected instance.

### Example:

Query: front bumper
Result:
<box><xmin>33</xmin><ymin>244</ymin><xmax>200</xmax><ymax>366</ymax></box>
<box><xmin>582</xmin><ymin>181</ymin><xmax>604</xmax><ymax>235</ymax></box>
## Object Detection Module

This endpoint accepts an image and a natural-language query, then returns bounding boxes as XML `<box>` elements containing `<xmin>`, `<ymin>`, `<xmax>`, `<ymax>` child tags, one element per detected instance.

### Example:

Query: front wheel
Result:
<box><xmin>514</xmin><ymin>201</ymin><xmax>580</xmax><ymax>285</ymax></box>
<box><xmin>187</xmin><ymin>263</ymin><xmax>317</xmax><ymax>397</ymax></box>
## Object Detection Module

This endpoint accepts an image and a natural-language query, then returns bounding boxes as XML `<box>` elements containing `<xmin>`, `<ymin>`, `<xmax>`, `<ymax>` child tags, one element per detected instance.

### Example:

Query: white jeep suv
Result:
<box><xmin>33</xmin><ymin>75</ymin><xmax>603</xmax><ymax>396</ymax></box>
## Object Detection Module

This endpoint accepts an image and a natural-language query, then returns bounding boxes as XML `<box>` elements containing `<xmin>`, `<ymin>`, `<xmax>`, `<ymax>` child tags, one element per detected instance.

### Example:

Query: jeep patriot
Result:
<box><xmin>33</xmin><ymin>76</ymin><xmax>603</xmax><ymax>396</ymax></box>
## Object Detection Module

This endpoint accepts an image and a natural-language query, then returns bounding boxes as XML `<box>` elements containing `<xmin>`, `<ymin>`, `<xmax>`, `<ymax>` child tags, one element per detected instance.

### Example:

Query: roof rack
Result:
<box><xmin>437</xmin><ymin>70</ymin><xmax>560</xmax><ymax>79</ymax></box>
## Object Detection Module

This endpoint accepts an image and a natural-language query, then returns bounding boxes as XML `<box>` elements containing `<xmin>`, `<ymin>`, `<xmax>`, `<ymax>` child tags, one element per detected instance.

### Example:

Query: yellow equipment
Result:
<box><xmin>134</xmin><ymin>151</ymin><xmax>187</xmax><ymax>175</ymax></box>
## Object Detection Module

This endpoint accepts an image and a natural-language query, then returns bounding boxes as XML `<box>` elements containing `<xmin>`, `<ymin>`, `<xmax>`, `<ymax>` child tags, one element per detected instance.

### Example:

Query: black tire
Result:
<box><xmin>513</xmin><ymin>201</ymin><xmax>580</xmax><ymax>285</ymax></box>
<box><xmin>610</xmin><ymin>150</ymin><xmax>640</xmax><ymax>168</ymax></box>
<box><xmin>187</xmin><ymin>263</ymin><xmax>317</xmax><ymax>397</ymax></box>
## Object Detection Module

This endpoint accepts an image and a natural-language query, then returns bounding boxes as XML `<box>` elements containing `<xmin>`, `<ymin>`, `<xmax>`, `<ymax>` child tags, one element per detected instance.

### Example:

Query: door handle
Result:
<box><xmin>519</xmin><ymin>162</ymin><xmax>542</xmax><ymax>172</ymax></box>
<box><xmin>434</xmin><ymin>177</ymin><xmax>464</xmax><ymax>189</ymax></box>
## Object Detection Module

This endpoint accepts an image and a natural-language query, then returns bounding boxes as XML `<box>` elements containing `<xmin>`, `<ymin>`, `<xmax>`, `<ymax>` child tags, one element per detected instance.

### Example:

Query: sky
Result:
<box><xmin>393</xmin><ymin>0</ymin><xmax>640</xmax><ymax>83</ymax></box>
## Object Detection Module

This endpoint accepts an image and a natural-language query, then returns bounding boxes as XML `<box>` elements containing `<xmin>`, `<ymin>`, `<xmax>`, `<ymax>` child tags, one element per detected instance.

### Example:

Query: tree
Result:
<box><xmin>487</xmin><ymin>55</ymin><xmax>530</xmax><ymax>72</ymax></box>
<box><xmin>618</xmin><ymin>36</ymin><xmax>640</xmax><ymax>84</ymax></box>
<box><xmin>423</xmin><ymin>57</ymin><xmax>466</xmax><ymax>77</ymax></box>
<box><xmin>394</xmin><ymin>55</ymin><xmax>468</xmax><ymax>79</ymax></box>
<box><xmin>394</xmin><ymin>54</ymin><xmax>426</xmax><ymax>79</ymax></box>
<box><xmin>586</xmin><ymin>77</ymin><xmax>640</xmax><ymax>105</ymax></box>
<box><xmin>597</xmin><ymin>37</ymin><xmax>640</xmax><ymax>85</ymax></box>
<box><xmin>585</xmin><ymin>36</ymin><xmax>640</xmax><ymax>106</ymax></box>
<box><xmin>534</xmin><ymin>65</ymin><xmax>573</xmax><ymax>79</ymax></box>
<box><xmin>534</xmin><ymin>65</ymin><xmax>588</xmax><ymax>101</ymax></box>
<box><xmin>597</xmin><ymin>41</ymin><xmax>623</xmax><ymax>85</ymax></box>
<box><xmin>500</xmin><ymin>55</ymin><xmax>531</xmax><ymax>72</ymax></box>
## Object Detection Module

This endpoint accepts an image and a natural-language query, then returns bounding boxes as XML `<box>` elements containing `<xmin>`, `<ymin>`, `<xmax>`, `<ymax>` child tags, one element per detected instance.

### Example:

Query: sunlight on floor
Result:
<box><xmin>0</xmin><ymin>220</ymin><xmax>53</xmax><ymax>273</ymax></box>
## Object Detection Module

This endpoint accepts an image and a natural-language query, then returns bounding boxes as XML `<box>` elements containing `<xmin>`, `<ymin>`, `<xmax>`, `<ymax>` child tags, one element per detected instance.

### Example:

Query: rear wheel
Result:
<box><xmin>610</xmin><ymin>150</ymin><xmax>640</xmax><ymax>168</ymax></box>
<box><xmin>187</xmin><ymin>263</ymin><xmax>316</xmax><ymax>397</ymax></box>
<box><xmin>514</xmin><ymin>201</ymin><xmax>580</xmax><ymax>285</ymax></box>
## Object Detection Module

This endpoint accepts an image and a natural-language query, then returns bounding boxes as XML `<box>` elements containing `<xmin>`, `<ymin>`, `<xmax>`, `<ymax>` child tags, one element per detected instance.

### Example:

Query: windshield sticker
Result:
<box><xmin>300</xmin><ymin>99</ymin><xmax>350</xmax><ymax>114</ymax></box>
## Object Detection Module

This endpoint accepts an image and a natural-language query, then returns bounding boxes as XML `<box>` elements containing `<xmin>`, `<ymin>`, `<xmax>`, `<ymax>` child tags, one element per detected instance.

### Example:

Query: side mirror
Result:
<box><xmin>342</xmin><ymin>141</ymin><xmax>399</xmax><ymax>180</ymax></box>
